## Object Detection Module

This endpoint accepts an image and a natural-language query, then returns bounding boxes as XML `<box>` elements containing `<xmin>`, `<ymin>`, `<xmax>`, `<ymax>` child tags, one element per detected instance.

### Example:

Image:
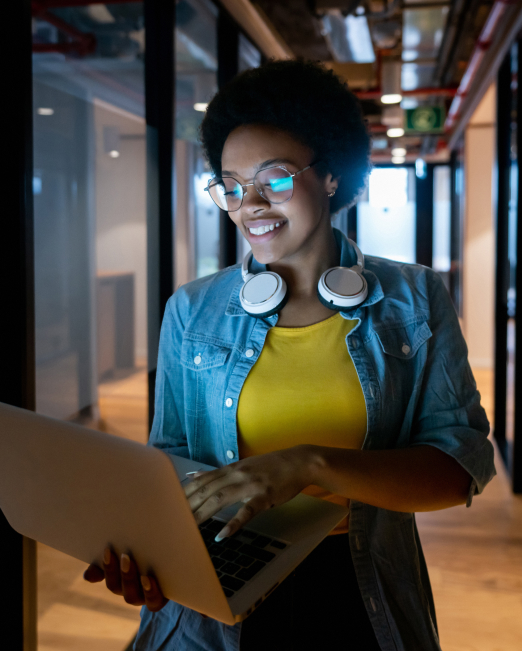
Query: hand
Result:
<box><xmin>183</xmin><ymin>445</ymin><xmax>316</xmax><ymax>540</ymax></box>
<box><xmin>83</xmin><ymin>548</ymin><xmax>168</xmax><ymax>612</ymax></box>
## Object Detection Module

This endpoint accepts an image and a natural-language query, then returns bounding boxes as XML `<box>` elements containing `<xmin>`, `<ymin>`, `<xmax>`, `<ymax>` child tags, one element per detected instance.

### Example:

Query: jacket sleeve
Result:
<box><xmin>409</xmin><ymin>269</ymin><xmax>496</xmax><ymax>507</ymax></box>
<box><xmin>147</xmin><ymin>290</ymin><xmax>190</xmax><ymax>459</ymax></box>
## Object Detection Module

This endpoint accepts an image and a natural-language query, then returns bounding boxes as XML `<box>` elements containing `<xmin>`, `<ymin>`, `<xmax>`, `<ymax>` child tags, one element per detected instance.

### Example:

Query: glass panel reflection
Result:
<box><xmin>175</xmin><ymin>0</ymin><xmax>219</xmax><ymax>284</ymax></box>
<box><xmin>33</xmin><ymin>3</ymin><xmax>147</xmax><ymax>649</ymax></box>
<box><xmin>433</xmin><ymin>165</ymin><xmax>451</xmax><ymax>281</ymax></box>
<box><xmin>357</xmin><ymin>167</ymin><xmax>416</xmax><ymax>263</ymax></box>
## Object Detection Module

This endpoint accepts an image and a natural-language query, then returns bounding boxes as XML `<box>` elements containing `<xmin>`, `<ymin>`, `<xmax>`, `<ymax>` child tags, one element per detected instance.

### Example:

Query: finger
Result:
<box><xmin>103</xmin><ymin>547</ymin><xmax>123</xmax><ymax>595</ymax></box>
<box><xmin>183</xmin><ymin>467</ymin><xmax>228</xmax><ymax>499</ymax></box>
<box><xmin>215</xmin><ymin>496</ymin><xmax>267</xmax><ymax>540</ymax></box>
<box><xmin>120</xmin><ymin>553</ymin><xmax>145</xmax><ymax>606</ymax></box>
<box><xmin>141</xmin><ymin>575</ymin><xmax>169</xmax><ymax>612</ymax></box>
<box><xmin>187</xmin><ymin>473</ymin><xmax>244</xmax><ymax>516</ymax></box>
<box><xmin>192</xmin><ymin>482</ymin><xmax>253</xmax><ymax>526</ymax></box>
<box><xmin>83</xmin><ymin>564</ymin><xmax>104</xmax><ymax>583</ymax></box>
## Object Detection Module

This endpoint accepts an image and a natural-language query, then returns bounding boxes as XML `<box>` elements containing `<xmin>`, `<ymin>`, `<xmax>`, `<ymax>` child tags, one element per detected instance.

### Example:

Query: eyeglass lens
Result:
<box><xmin>208</xmin><ymin>167</ymin><xmax>294</xmax><ymax>212</ymax></box>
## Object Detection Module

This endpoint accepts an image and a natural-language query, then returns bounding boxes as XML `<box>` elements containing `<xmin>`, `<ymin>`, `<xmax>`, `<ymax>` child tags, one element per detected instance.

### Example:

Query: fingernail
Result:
<box><xmin>141</xmin><ymin>575</ymin><xmax>151</xmax><ymax>592</ymax></box>
<box><xmin>215</xmin><ymin>526</ymin><xmax>230</xmax><ymax>542</ymax></box>
<box><xmin>103</xmin><ymin>548</ymin><xmax>111</xmax><ymax>565</ymax></box>
<box><xmin>120</xmin><ymin>553</ymin><xmax>130</xmax><ymax>573</ymax></box>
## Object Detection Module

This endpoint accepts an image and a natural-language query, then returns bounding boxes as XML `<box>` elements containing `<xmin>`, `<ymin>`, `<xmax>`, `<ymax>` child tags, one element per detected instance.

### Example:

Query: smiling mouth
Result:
<box><xmin>247</xmin><ymin>221</ymin><xmax>286</xmax><ymax>236</ymax></box>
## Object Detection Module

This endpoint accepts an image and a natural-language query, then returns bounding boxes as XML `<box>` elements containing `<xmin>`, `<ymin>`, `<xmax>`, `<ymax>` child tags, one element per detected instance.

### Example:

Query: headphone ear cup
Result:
<box><xmin>240</xmin><ymin>272</ymin><xmax>288</xmax><ymax>318</ymax></box>
<box><xmin>317</xmin><ymin>267</ymin><xmax>368</xmax><ymax>310</ymax></box>
<box><xmin>247</xmin><ymin>289</ymin><xmax>289</xmax><ymax>318</ymax></box>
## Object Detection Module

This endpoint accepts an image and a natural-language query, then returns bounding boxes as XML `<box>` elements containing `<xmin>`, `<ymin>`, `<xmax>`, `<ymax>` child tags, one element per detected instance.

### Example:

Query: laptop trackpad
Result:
<box><xmin>214</xmin><ymin>494</ymin><xmax>347</xmax><ymax>544</ymax></box>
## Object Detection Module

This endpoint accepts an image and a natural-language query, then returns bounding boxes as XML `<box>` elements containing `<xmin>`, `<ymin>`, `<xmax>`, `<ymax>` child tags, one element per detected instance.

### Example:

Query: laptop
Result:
<box><xmin>0</xmin><ymin>401</ymin><xmax>348</xmax><ymax>625</ymax></box>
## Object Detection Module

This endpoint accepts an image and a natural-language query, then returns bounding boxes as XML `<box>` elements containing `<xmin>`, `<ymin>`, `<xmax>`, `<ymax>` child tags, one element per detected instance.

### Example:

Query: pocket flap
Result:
<box><xmin>180</xmin><ymin>338</ymin><xmax>230</xmax><ymax>371</ymax></box>
<box><xmin>374</xmin><ymin>320</ymin><xmax>432</xmax><ymax>359</ymax></box>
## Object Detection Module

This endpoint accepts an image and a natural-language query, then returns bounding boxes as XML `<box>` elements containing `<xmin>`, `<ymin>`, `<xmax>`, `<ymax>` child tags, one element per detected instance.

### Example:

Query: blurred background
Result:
<box><xmin>2</xmin><ymin>1</ymin><xmax>522</xmax><ymax>649</ymax></box>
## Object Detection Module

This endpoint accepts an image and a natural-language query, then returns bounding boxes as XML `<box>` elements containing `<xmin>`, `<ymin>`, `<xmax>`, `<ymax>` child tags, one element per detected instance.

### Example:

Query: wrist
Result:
<box><xmin>296</xmin><ymin>444</ymin><xmax>328</xmax><ymax>486</ymax></box>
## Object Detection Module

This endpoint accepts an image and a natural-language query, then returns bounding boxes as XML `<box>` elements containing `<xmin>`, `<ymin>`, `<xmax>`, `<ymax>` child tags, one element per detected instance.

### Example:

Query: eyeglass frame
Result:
<box><xmin>204</xmin><ymin>159</ymin><xmax>322</xmax><ymax>212</ymax></box>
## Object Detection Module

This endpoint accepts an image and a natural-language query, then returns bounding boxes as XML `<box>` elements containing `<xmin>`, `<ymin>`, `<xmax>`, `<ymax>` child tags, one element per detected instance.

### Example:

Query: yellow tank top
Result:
<box><xmin>237</xmin><ymin>312</ymin><xmax>367</xmax><ymax>534</ymax></box>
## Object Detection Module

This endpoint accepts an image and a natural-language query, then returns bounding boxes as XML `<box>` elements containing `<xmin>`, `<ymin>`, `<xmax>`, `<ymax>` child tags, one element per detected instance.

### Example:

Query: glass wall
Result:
<box><xmin>433</xmin><ymin>165</ymin><xmax>451</xmax><ymax>289</ymax></box>
<box><xmin>33</xmin><ymin>2</ymin><xmax>146</xmax><ymax>648</ymax></box>
<box><xmin>357</xmin><ymin>166</ymin><xmax>416</xmax><ymax>263</ymax></box>
<box><xmin>175</xmin><ymin>0</ymin><xmax>220</xmax><ymax>286</ymax></box>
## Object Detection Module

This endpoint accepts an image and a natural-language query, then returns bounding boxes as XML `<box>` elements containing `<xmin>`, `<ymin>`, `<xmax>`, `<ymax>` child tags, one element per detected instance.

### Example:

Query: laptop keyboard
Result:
<box><xmin>199</xmin><ymin>519</ymin><xmax>288</xmax><ymax>599</ymax></box>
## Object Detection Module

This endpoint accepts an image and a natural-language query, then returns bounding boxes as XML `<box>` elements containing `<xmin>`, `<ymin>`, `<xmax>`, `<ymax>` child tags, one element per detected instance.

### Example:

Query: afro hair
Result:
<box><xmin>199</xmin><ymin>58</ymin><xmax>372</xmax><ymax>214</ymax></box>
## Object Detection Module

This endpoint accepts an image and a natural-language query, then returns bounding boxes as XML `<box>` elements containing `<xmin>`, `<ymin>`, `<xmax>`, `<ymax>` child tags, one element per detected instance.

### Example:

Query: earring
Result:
<box><xmin>328</xmin><ymin>191</ymin><xmax>336</xmax><ymax>197</ymax></box>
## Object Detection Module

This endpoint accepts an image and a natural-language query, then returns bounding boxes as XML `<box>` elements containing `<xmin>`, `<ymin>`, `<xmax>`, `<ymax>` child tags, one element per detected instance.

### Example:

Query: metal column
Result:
<box><xmin>144</xmin><ymin>0</ymin><xmax>176</xmax><ymax>429</ymax></box>
<box><xmin>0</xmin><ymin>1</ymin><xmax>37</xmax><ymax>648</ymax></box>
<box><xmin>493</xmin><ymin>51</ymin><xmax>512</xmax><ymax>465</ymax></box>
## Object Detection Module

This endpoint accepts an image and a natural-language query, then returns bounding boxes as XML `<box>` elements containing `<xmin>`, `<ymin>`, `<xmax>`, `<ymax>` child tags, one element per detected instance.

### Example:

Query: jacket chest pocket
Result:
<box><xmin>374</xmin><ymin>319</ymin><xmax>432</xmax><ymax>362</ymax></box>
<box><xmin>180</xmin><ymin>338</ymin><xmax>231</xmax><ymax>412</ymax></box>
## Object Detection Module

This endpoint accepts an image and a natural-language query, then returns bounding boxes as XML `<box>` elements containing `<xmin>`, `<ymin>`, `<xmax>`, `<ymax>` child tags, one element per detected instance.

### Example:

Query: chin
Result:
<box><xmin>251</xmin><ymin>247</ymin><xmax>280</xmax><ymax>264</ymax></box>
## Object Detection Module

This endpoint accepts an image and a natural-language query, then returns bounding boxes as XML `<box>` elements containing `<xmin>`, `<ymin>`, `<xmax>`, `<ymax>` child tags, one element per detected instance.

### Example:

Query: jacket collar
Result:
<box><xmin>225</xmin><ymin>228</ymin><xmax>384</xmax><ymax>318</ymax></box>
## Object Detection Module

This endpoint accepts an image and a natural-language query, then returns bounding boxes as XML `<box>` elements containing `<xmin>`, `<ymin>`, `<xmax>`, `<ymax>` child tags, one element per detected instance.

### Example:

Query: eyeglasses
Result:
<box><xmin>204</xmin><ymin>160</ymin><xmax>320</xmax><ymax>212</ymax></box>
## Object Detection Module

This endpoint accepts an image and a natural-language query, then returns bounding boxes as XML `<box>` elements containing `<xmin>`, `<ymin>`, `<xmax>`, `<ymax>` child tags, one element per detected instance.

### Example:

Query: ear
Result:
<box><xmin>325</xmin><ymin>172</ymin><xmax>341</xmax><ymax>195</ymax></box>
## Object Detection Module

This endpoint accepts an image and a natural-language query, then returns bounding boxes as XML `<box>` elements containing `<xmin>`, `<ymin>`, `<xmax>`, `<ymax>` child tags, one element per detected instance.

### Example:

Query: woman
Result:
<box><xmin>84</xmin><ymin>59</ymin><xmax>496</xmax><ymax>651</ymax></box>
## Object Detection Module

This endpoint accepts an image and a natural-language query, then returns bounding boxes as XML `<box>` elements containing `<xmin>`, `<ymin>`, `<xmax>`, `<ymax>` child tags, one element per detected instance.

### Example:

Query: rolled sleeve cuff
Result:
<box><xmin>466</xmin><ymin>476</ymin><xmax>478</xmax><ymax>508</ymax></box>
<box><xmin>410</xmin><ymin>427</ymin><xmax>497</xmax><ymax>508</ymax></box>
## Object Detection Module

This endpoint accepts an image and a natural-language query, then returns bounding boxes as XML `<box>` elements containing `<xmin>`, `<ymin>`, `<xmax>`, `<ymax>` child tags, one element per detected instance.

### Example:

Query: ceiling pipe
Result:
<box><xmin>352</xmin><ymin>48</ymin><xmax>457</xmax><ymax>101</ymax></box>
<box><xmin>445</xmin><ymin>0</ymin><xmax>513</xmax><ymax>131</ymax></box>
<box><xmin>32</xmin><ymin>1</ymin><xmax>96</xmax><ymax>55</ymax></box>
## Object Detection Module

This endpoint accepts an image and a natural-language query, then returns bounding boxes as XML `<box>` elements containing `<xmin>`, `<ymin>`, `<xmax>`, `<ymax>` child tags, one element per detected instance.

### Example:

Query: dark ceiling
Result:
<box><xmin>254</xmin><ymin>0</ymin><xmax>497</xmax><ymax>159</ymax></box>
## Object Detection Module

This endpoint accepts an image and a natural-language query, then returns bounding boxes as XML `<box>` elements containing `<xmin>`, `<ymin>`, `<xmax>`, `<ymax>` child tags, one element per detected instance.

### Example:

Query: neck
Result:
<box><xmin>267</xmin><ymin>225</ymin><xmax>339</xmax><ymax>299</ymax></box>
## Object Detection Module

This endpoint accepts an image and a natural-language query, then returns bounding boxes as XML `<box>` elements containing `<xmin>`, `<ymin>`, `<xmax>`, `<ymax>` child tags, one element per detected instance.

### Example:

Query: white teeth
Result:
<box><xmin>248</xmin><ymin>222</ymin><xmax>284</xmax><ymax>235</ymax></box>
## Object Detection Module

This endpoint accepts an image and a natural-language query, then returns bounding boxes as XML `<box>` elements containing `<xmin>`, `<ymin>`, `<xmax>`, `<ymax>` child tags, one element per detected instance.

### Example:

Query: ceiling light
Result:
<box><xmin>37</xmin><ymin>108</ymin><xmax>54</xmax><ymax>116</ymax></box>
<box><xmin>392</xmin><ymin>156</ymin><xmax>406</xmax><ymax>164</ymax></box>
<box><xmin>387</xmin><ymin>128</ymin><xmax>404</xmax><ymax>138</ymax></box>
<box><xmin>381</xmin><ymin>60</ymin><xmax>402</xmax><ymax>105</ymax></box>
<box><xmin>344</xmin><ymin>15</ymin><xmax>375</xmax><ymax>63</ymax></box>
<box><xmin>194</xmin><ymin>102</ymin><xmax>208</xmax><ymax>112</ymax></box>
<box><xmin>381</xmin><ymin>94</ymin><xmax>402</xmax><ymax>104</ymax></box>
<box><xmin>392</xmin><ymin>147</ymin><xmax>407</xmax><ymax>157</ymax></box>
<box><xmin>109</xmin><ymin>150</ymin><xmax>120</xmax><ymax>158</ymax></box>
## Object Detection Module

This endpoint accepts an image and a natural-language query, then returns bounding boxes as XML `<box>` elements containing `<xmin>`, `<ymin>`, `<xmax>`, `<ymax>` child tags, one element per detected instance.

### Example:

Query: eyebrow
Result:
<box><xmin>221</xmin><ymin>158</ymin><xmax>295</xmax><ymax>178</ymax></box>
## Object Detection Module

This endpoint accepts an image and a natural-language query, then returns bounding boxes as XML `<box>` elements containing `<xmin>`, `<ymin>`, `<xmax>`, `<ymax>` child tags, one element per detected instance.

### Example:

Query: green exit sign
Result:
<box><xmin>405</xmin><ymin>106</ymin><xmax>445</xmax><ymax>133</ymax></box>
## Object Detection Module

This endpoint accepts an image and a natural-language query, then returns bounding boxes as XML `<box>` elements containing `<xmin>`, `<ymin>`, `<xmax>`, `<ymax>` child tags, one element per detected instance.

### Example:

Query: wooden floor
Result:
<box><xmin>37</xmin><ymin>365</ymin><xmax>522</xmax><ymax>650</ymax></box>
<box><xmin>37</xmin><ymin>366</ymin><xmax>148</xmax><ymax>651</ymax></box>
<box><xmin>416</xmin><ymin>368</ymin><xmax>522</xmax><ymax>651</ymax></box>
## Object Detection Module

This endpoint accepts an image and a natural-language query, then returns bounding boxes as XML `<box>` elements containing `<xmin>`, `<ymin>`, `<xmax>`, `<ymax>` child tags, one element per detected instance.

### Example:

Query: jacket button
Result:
<box><xmin>226</xmin><ymin>450</ymin><xmax>235</xmax><ymax>459</ymax></box>
<box><xmin>245</xmin><ymin>349</ymin><xmax>254</xmax><ymax>358</ymax></box>
<box><xmin>356</xmin><ymin>536</ymin><xmax>362</xmax><ymax>550</ymax></box>
<box><xmin>225</xmin><ymin>398</ymin><xmax>233</xmax><ymax>408</ymax></box>
<box><xmin>370</xmin><ymin>597</ymin><xmax>378</xmax><ymax>612</ymax></box>
<box><xmin>194</xmin><ymin>355</ymin><xmax>202</xmax><ymax>365</ymax></box>
<box><xmin>402</xmin><ymin>344</ymin><xmax>411</xmax><ymax>355</ymax></box>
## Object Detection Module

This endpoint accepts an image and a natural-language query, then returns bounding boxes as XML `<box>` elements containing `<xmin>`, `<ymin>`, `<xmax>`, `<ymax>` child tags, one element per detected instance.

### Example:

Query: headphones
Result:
<box><xmin>239</xmin><ymin>239</ymin><xmax>368</xmax><ymax>318</ymax></box>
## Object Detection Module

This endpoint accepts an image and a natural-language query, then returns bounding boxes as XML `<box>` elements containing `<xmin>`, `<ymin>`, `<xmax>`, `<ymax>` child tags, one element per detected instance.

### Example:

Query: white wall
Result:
<box><xmin>463</xmin><ymin>83</ymin><xmax>496</xmax><ymax>368</ymax></box>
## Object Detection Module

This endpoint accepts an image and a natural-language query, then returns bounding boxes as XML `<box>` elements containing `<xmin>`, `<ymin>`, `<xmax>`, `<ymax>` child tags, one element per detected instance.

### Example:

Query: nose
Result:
<box><xmin>240</xmin><ymin>184</ymin><xmax>271</xmax><ymax>214</ymax></box>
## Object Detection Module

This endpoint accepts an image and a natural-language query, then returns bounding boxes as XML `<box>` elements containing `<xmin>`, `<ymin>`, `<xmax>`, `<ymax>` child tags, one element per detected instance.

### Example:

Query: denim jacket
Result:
<box><xmin>135</xmin><ymin>228</ymin><xmax>496</xmax><ymax>651</ymax></box>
